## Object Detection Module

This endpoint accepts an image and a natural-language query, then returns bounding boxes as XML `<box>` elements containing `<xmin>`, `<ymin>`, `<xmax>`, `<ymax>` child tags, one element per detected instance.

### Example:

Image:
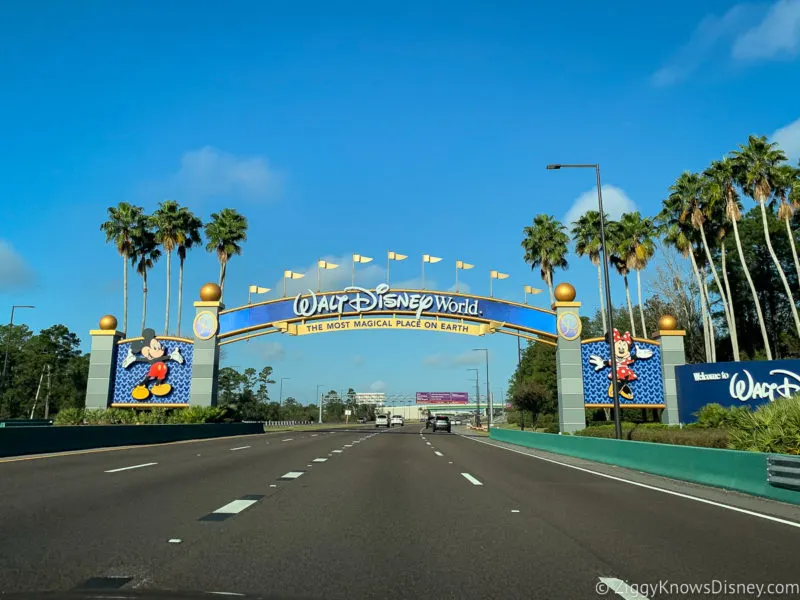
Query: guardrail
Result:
<box><xmin>243</xmin><ymin>421</ymin><xmax>314</xmax><ymax>427</ymax></box>
<box><xmin>0</xmin><ymin>419</ymin><xmax>53</xmax><ymax>428</ymax></box>
<box><xmin>489</xmin><ymin>428</ymin><xmax>800</xmax><ymax>506</ymax></box>
<box><xmin>767</xmin><ymin>455</ymin><xmax>800</xmax><ymax>492</ymax></box>
<box><xmin>0</xmin><ymin>423</ymin><xmax>264</xmax><ymax>458</ymax></box>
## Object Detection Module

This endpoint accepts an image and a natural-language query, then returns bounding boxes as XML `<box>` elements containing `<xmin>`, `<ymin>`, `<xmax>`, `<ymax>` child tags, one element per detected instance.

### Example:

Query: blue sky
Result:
<box><xmin>2</xmin><ymin>0</ymin><xmax>800</xmax><ymax>404</ymax></box>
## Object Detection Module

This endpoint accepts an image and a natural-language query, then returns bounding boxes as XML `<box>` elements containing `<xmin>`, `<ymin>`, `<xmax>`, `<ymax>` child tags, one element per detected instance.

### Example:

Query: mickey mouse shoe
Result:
<box><xmin>131</xmin><ymin>385</ymin><xmax>150</xmax><ymax>400</ymax></box>
<box><xmin>151</xmin><ymin>383</ymin><xmax>172</xmax><ymax>397</ymax></box>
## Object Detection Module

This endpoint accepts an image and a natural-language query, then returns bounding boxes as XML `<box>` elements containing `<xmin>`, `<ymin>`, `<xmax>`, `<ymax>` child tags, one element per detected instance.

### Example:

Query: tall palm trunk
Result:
<box><xmin>759</xmin><ymin>201</ymin><xmax>800</xmax><ymax>337</ymax></box>
<box><xmin>177</xmin><ymin>257</ymin><xmax>185</xmax><ymax>337</ymax></box>
<box><xmin>701</xmin><ymin>271</ymin><xmax>717</xmax><ymax>362</ymax></box>
<box><xmin>595</xmin><ymin>262</ymin><xmax>607</xmax><ymax>333</ymax></box>
<box><xmin>164</xmin><ymin>250</ymin><xmax>172</xmax><ymax>336</ymax></box>
<box><xmin>688</xmin><ymin>250</ymin><xmax>711</xmax><ymax>362</ymax></box>
<box><xmin>730</xmin><ymin>216</ymin><xmax>772</xmax><ymax>360</ymax></box>
<box><xmin>219</xmin><ymin>259</ymin><xmax>227</xmax><ymax>302</ymax></box>
<box><xmin>720</xmin><ymin>243</ymin><xmax>739</xmax><ymax>361</ymax></box>
<box><xmin>546</xmin><ymin>273</ymin><xmax>555</xmax><ymax>305</ymax></box>
<box><xmin>636</xmin><ymin>269</ymin><xmax>646</xmax><ymax>338</ymax></box>
<box><xmin>141</xmin><ymin>270</ymin><xmax>148</xmax><ymax>334</ymax></box>
<box><xmin>623</xmin><ymin>274</ymin><xmax>637</xmax><ymax>337</ymax></box>
<box><xmin>783</xmin><ymin>216</ymin><xmax>800</xmax><ymax>294</ymax></box>
<box><xmin>698</xmin><ymin>225</ymin><xmax>738</xmax><ymax>360</ymax></box>
<box><xmin>122</xmin><ymin>255</ymin><xmax>128</xmax><ymax>334</ymax></box>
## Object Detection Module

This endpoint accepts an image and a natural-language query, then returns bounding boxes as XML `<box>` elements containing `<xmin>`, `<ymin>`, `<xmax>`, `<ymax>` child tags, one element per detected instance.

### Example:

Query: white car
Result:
<box><xmin>390</xmin><ymin>415</ymin><xmax>404</xmax><ymax>427</ymax></box>
<box><xmin>375</xmin><ymin>415</ymin><xmax>390</xmax><ymax>428</ymax></box>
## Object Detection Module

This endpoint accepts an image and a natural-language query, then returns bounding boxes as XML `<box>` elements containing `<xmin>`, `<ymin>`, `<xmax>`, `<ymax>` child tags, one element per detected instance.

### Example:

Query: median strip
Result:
<box><xmin>104</xmin><ymin>462</ymin><xmax>157</xmax><ymax>473</ymax></box>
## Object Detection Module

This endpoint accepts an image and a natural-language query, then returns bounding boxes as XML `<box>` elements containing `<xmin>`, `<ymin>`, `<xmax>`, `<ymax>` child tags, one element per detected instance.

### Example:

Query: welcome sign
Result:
<box><xmin>675</xmin><ymin>359</ymin><xmax>800</xmax><ymax>422</ymax></box>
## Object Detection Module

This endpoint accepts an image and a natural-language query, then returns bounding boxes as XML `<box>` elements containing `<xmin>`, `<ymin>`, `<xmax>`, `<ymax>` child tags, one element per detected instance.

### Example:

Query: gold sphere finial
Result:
<box><xmin>199</xmin><ymin>282</ymin><xmax>222</xmax><ymax>302</ymax></box>
<box><xmin>659</xmin><ymin>314</ymin><xmax>678</xmax><ymax>331</ymax></box>
<box><xmin>553</xmin><ymin>282</ymin><xmax>576</xmax><ymax>302</ymax></box>
<box><xmin>99</xmin><ymin>315</ymin><xmax>118</xmax><ymax>331</ymax></box>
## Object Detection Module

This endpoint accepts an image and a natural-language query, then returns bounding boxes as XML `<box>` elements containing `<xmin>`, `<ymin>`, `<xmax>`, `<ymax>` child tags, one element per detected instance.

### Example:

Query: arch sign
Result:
<box><xmin>217</xmin><ymin>284</ymin><xmax>558</xmax><ymax>343</ymax></box>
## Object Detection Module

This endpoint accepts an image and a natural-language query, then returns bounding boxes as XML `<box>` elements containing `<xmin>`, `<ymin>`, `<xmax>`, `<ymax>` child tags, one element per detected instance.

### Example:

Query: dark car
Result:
<box><xmin>431</xmin><ymin>415</ymin><xmax>451</xmax><ymax>433</ymax></box>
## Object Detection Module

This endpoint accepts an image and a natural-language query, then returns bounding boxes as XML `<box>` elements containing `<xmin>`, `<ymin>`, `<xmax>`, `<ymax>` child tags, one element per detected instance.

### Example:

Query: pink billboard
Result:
<box><xmin>416</xmin><ymin>392</ymin><xmax>469</xmax><ymax>404</ymax></box>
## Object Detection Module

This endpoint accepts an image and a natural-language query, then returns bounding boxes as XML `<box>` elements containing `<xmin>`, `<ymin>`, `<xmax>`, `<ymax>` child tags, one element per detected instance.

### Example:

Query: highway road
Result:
<box><xmin>1</xmin><ymin>425</ymin><xmax>799</xmax><ymax>599</ymax></box>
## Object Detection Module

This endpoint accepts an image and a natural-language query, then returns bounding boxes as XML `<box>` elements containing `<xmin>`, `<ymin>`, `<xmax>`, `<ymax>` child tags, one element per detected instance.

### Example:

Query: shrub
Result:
<box><xmin>727</xmin><ymin>396</ymin><xmax>800</xmax><ymax>455</ymax></box>
<box><xmin>54</xmin><ymin>407</ymin><xmax>84</xmax><ymax>425</ymax></box>
<box><xmin>574</xmin><ymin>422</ymin><xmax>728</xmax><ymax>448</ymax></box>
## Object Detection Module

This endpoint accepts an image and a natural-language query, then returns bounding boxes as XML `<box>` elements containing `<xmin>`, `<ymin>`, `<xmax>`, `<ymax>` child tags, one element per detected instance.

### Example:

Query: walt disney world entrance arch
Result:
<box><xmin>85</xmin><ymin>281</ymin><xmax>687</xmax><ymax>433</ymax></box>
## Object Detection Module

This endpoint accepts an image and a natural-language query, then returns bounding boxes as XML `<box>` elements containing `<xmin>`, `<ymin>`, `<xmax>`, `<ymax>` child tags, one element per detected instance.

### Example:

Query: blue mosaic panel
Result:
<box><xmin>581</xmin><ymin>338</ymin><xmax>664</xmax><ymax>407</ymax></box>
<box><xmin>112</xmin><ymin>339</ymin><xmax>194</xmax><ymax>405</ymax></box>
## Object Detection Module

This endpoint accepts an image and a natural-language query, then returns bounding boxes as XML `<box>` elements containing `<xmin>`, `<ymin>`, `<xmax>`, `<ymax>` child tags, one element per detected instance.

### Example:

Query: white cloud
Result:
<box><xmin>733</xmin><ymin>0</ymin><xmax>800</xmax><ymax>60</ymax></box>
<box><xmin>650</xmin><ymin>4</ymin><xmax>754</xmax><ymax>86</ymax></box>
<box><xmin>275</xmin><ymin>254</ymin><xmax>386</xmax><ymax>297</ymax></box>
<box><xmin>369</xmin><ymin>380</ymin><xmax>386</xmax><ymax>392</ymax></box>
<box><xmin>448</xmin><ymin>281</ymin><xmax>471</xmax><ymax>293</ymax></box>
<box><xmin>422</xmin><ymin>350</ymin><xmax>487</xmax><ymax>369</ymax></box>
<box><xmin>771</xmin><ymin>116</ymin><xmax>800</xmax><ymax>160</ymax></box>
<box><xmin>258</xmin><ymin>341</ymin><xmax>285</xmax><ymax>361</ymax></box>
<box><xmin>0</xmin><ymin>240</ymin><xmax>35</xmax><ymax>292</ymax></box>
<box><xmin>351</xmin><ymin>354</ymin><xmax>365</xmax><ymax>365</ymax></box>
<box><xmin>171</xmin><ymin>146</ymin><xmax>280</xmax><ymax>202</ymax></box>
<box><xmin>563</xmin><ymin>185</ymin><xmax>637</xmax><ymax>228</ymax></box>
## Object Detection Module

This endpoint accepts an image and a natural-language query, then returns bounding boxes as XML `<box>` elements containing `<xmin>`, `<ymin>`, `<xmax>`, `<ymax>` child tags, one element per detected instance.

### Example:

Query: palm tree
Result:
<box><xmin>521</xmin><ymin>214</ymin><xmax>569</xmax><ymax>304</ymax></box>
<box><xmin>704</xmin><ymin>158</ymin><xmax>771</xmax><ymax>360</ymax></box>
<box><xmin>615</xmin><ymin>212</ymin><xmax>657</xmax><ymax>337</ymax></box>
<box><xmin>132</xmin><ymin>226</ymin><xmax>161</xmax><ymax>334</ymax></box>
<box><xmin>772</xmin><ymin>164</ymin><xmax>800</xmax><ymax>293</ymax></box>
<box><xmin>571</xmin><ymin>211</ymin><xmax>608</xmax><ymax>332</ymax></box>
<box><xmin>669</xmin><ymin>172</ymin><xmax>738</xmax><ymax>359</ymax></box>
<box><xmin>606</xmin><ymin>219</ymin><xmax>637</xmax><ymax>337</ymax></box>
<box><xmin>151</xmin><ymin>200</ymin><xmax>182</xmax><ymax>336</ymax></box>
<box><xmin>175</xmin><ymin>209</ymin><xmax>203</xmax><ymax>337</ymax></box>
<box><xmin>657</xmin><ymin>199</ymin><xmax>712</xmax><ymax>361</ymax></box>
<box><xmin>100</xmin><ymin>202</ymin><xmax>146</xmax><ymax>334</ymax></box>
<box><xmin>731</xmin><ymin>135</ymin><xmax>800</xmax><ymax>337</ymax></box>
<box><xmin>205</xmin><ymin>208</ymin><xmax>248</xmax><ymax>300</ymax></box>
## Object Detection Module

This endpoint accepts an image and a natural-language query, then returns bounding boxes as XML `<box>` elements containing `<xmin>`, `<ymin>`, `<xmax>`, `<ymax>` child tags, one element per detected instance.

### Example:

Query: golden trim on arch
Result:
<box><xmin>117</xmin><ymin>335</ymin><xmax>195</xmax><ymax>345</ymax></box>
<box><xmin>581</xmin><ymin>336</ymin><xmax>661</xmax><ymax>346</ymax></box>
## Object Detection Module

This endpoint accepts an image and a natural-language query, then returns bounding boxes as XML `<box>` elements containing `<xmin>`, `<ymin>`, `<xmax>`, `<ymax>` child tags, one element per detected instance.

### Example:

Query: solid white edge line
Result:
<box><xmin>598</xmin><ymin>577</ymin><xmax>649</xmax><ymax>600</ymax></box>
<box><xmin>461</xmin><ymin>472</ymin><xmax>483</xmax><ymax>486</ymax></box>
<box><xmin>213</xmin><ymin>499</ymin><xmax>258</xmax><ymax>514</ymax></box>
<box><xmin>104</xmin><ymin>462</ymin><xmax>158</xmax><ymax>473</ymax></box>
<box><xmin>460</xmin><ymin>435</ymin><xmax>800</xmax><ymax>529</ymax></box>
<box><xmin>229</xmin><ymin>446</ymin><xmax>250</xmax><ymax>451</ymax></box>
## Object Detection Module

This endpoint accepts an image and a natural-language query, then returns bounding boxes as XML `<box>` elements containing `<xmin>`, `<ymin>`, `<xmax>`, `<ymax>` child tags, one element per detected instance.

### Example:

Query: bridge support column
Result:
<box><xmin>85</xmin><ymin>315</ymin><xmax>124</xmax><ymax>410</ymax></box>
<box><xmin>189</xmin><ymin>283</ymin><xmax>225</xmax><ymax>407</ymax></box>
<box><xmin>553</xmin><ymin>283</ymin><xmax>586</xmax><ymax>434</ymax></box>
<box><xmin>653</xmin><ymin>315</ymin><xmax>686</xmax><ymax>425</ymax></box>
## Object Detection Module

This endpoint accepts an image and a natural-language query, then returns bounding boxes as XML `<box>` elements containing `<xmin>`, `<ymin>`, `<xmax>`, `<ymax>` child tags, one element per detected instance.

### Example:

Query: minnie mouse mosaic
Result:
<box><xmin>589</xmin><ymin>329</ymin><xmax>654</xmax><ymax>400</ymax></box>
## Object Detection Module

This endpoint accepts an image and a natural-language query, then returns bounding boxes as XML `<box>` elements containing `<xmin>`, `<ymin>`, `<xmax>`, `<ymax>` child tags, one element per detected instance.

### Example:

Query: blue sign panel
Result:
<box><xmin>675</xmin><ymin>359</ymin><xmax>800</xmax><ymax>422</ymax></box>
<box><xmin>218</xmin><ymin>284</ymin><xmax>557</xmax><ymax>338</ymax></box>
<box><xmin>581</xmin><ymin>330</ymin><xmax>664</xmax><ymax>407</ymax></box>
<box><xmin>112</xmin><ymin>331</ymin><xmax>194</xmax><ymax>406</ymax></box>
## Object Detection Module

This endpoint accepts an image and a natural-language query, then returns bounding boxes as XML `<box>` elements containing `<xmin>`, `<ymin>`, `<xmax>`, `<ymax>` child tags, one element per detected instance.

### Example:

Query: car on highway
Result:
<box><xmin>357</xmin><ymin>417</ymin><xmax>367</xmax><ymax>424</ymax></box>
<box><xmin>390</xmin><ymin>415</ymin><xmax>404</xmax><ymax>427</ymax></box>
<box><xmin>431</xmin><ymin>415</ymin><xmax>451</xmax><ymax>433</ymax></box>
<box><xmin>375</xmin><ymin>414</ymin><xmax>390</xmax><ymax>428</ymax></box>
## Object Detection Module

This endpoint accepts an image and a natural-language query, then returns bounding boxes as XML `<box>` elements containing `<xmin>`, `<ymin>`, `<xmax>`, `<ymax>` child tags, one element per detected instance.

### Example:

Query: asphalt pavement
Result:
<box><xmin>1</xmin><ymin>424</ymin><xmax>799</xmax><ymax>600</ymax></box>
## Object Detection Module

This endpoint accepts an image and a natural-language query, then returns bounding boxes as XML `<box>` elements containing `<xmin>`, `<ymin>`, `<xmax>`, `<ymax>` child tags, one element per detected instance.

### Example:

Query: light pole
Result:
<box><xmin>1</xmin><ymin>305</ymin><xmax>35</xmax><ymax>397</ymax></box>
<box><xmin>316</xmin><ymin>384</ymin><xmax>325</xmax><ymax>424</ymax></box>
<box><xmin>473</xmin><ymin>348</ymin><xmax>491</xmax><ymax>427</ymax></box>
<box><xmin>547</xmin><ymin>163</ymin><xmax>621</xmax><ymax>440</ymax></box>
<box><xmin>467</xmin><ymin>368</ymin><xmax>480</xmax><ymax>427</ymax></box>
<box><xmin>279</xmin><ymin>377</ymin><xmax>290</xmax><ymax>408</ymax></box>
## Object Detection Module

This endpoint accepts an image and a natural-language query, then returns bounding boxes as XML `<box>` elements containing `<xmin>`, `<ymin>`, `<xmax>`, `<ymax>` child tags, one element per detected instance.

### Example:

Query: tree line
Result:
<box><xmin>522</xmin><ymin>135</ymin><xmax>800</xmax><ymax>363</ymax></box>
<box><xmin>101</xmin><ymin>201</ymin><xmax>248</xmax><ymax>336</ymax></box>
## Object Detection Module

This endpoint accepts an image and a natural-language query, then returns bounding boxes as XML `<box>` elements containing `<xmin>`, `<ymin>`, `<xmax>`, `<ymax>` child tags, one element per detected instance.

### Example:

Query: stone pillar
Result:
<box><xmin>189</xmin><ymin>283</ymin><xmax>224</xmax><ymax>407</ymax></box>
<box><xmin>85</xmin><ymin>315</ymin><xmax>124</xmax><ymax>410</ymax></box>
<box><xmin>552</xmin><ymin>283</ymin><xmax>586</xmax><ymax>434</ymax></box>
<box><xmin>653</xmin><ymin>315</ymin><xmax>686</xmax><ymax>425</ymax></box>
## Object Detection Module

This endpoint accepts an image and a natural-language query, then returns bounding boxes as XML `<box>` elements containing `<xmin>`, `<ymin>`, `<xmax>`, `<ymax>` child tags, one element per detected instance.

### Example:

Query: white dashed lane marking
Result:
<box><xmin>332</xmin><ymin>450</ymin><xmax>343</xmax><ymax>453</ymax></box>
<box><xmin>104</xmin><ymin>462</ymin><xmax>157</xmax><ymax>473</ymax></box>
<box><xmin>281</xmin><ymin>438</ymin><xmax>294</xmax><ymax>442</ymax></box>
<box><xmin>229</xmin><ymin>446</ymin><xmax>250</xmax><ymax>451</ymax></box>
<box><xmin>278</xmin><ymin>471</ymin><xmax>305</xmax><ymax>480</ymax></box>
<box><xmin>461</xmin><ymin>473</ymin><xmax>483</xmax><ymax>486</ymax></box>
<box><xmin>313</xmin><ymin>458</ymin><xmax>328</xmax><ymax>463</ymax></box>
<box><xmin>434</xmin><ymin>451</ymin><xmax>443</xmax><ymax>457</ymax></box>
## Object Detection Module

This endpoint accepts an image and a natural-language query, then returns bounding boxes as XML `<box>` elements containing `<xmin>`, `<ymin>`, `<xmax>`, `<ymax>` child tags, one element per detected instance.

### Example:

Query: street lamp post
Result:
<box><xmin>279</xmin><ymin>377</ymin><xmax>290</xmax><ymax>408</ymax></box>
<box><xmin>467</xmin><ymin>368</ymin><xmax>480</xmax><ymax>427</ymax></box>
<box><xmin>473</xmin><ymin>348</ymin><xmax>491</xmax><ymax>427</ymax></box>
<box><xmin>316</xmin><ymin>384</ymin><xmax>324</xmax><ymax>424</ymax></box>
<box><xmin>547</xmin><ymin>163</ymin><xmax>621</xmax><ymax>440</ymax></box>
<box><xmin>1</xmin><ymin>305</ymin><xmax>35</xmax><ymax>397</ymax></box>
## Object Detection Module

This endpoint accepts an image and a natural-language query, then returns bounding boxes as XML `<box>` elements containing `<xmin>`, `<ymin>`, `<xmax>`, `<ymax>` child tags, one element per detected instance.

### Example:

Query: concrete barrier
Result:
<box><xmin>0</xmin><ymin>423</ymin><xmax>264</xmax><ymax>458</ymax></box>
<box><xmin>489</xmin><ymin>428</ymin><xmax>800</xmax><ymax>506</ymax></box>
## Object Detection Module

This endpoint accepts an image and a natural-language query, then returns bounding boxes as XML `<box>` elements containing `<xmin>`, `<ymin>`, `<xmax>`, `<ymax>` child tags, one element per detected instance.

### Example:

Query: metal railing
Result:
<box><xmin>766</xmin><ymin>454</ymin><xmax>800</xmax><ymax>492</ymax></box>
